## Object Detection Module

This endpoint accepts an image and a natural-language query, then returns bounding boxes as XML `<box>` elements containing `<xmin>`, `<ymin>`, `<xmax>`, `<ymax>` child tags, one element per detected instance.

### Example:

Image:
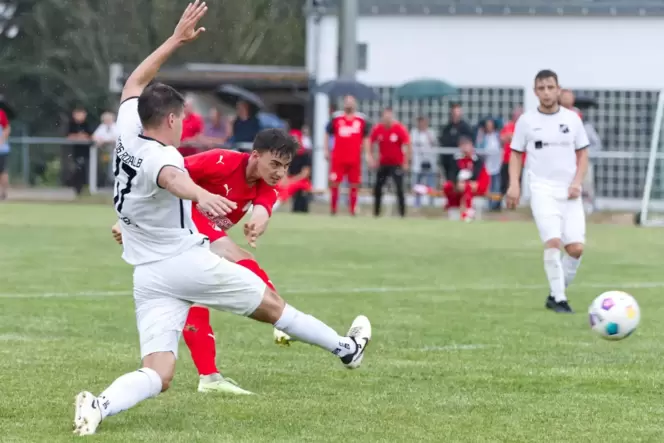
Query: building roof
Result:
<box><xmin>317</xmin><ymin>0</ymin><xmax>664</xmax><ymax>17</ymax></box>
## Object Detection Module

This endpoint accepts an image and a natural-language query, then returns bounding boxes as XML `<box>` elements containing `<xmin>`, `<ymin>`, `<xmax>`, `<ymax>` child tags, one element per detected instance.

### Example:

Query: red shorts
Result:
<box><xmin>329</xmin><ymin>160</ymin><xmax>361</xmax><ymax>186</ymax></box>
<box><xmin>191</xmin><ymin>206</ymin><xmax>228</xmax><ymax>243</ymax></box>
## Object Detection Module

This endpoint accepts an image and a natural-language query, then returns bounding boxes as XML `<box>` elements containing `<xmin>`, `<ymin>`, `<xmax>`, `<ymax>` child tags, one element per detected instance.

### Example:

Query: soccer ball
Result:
<box><xmin>588</xmin><ymin>291</ymin><xmax>640</xmax><ymax>340</ymax></box>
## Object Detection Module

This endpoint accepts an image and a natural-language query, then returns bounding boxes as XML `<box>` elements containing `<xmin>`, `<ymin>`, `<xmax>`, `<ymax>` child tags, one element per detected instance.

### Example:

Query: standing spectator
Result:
<box><xmin>0</xmin><ymin>108</ymin><xmax>10</xmax><ymax>200</ymax></box>
<box><xmin>66</xmin><ymin>106</ymin><xmax>93</xmax><ymax>196</ymax></box>
<box><xmin>476</xmin><ymin>119</ymin><xmax>503</xmax><ymax>211</ymax></box>
<box><xmin>439</xmin><ymin>103</ymin><xmax>473</xmax><ymax>178</ymax></box>
<box><xmin>367</xmin><ymin>107</ymin><xmax>411</xmax><ymax>218</ymax></box>
<box><xmin>179</xmin><ymin>98</ymin><xmax>204</xmax><ymax>157</ymax></box>
<box><xmin>499</xmin><ymin>107</ymin><xmax>524</xmax><ymax>200</ymax></box>
<box><xmin>324</xmin><ymin>95</ymin><xmax>369</xmax><ymax>216</ymax></box>
<box><xmin>199</xmin><ymin>107</ymin><xmax>230</xmax><ymax>149</ymax></box>
<box><xmin>443</xmin><ymin>136</ymin><xmax>490</xmax><ymax>221</ymax></box>
<box><xmin>290</xmin><ymin>124</ymin><xmax>312</xmax><ymax>151</ymax></box>
<box><xmin>230</xmin><ymin>100</ymin><xmax>261</xmax><ymax>151</ymax></box>
<box><xmin>92</xmin><ymin>111</ymin><xmax>118</xmax><ymax>187</ymax></box>
<box><xmin>410</xmin><ymin>116</ymin><xmax>437</xmax><ymax>208</ymax></box>
<box><xmin>580</xmin><ymin>111</ymin><xmax>602</xmax><ymax>213</ymax></box>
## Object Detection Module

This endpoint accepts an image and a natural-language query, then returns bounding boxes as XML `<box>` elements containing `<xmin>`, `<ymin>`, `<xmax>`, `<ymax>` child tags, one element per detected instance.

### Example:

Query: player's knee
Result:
<box><xmin>565</xmin><ymin>242</ymin><xmax>584</xmax><ymax>258</ymax></box>
<box><xmin>142</xmin><ymin>351</ymin><xmax>176</xmax><ymax>392</ymax></box>
<box><xmin>250</xmin><ymin>289</ymin><xmax>286</xmax><ymax>324</ymax></box>
<box><xmin>544</xmin><ymin>238</ymin><xmax>562</xmax><ymax>249</ymax></box>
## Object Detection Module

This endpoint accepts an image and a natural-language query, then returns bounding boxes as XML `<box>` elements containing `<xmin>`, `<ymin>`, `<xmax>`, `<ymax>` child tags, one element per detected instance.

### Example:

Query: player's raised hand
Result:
<box><xmin>197</xmin><ymin>191</ymin><xmax>237</xmax><ymax>218</ymax></box>
<box><xmin>568</xmin><ymin>183</ymin><xmax>582</xmax><ymax>200</ymax></box>
<box><xmin>505</xmin><ymin>184</ymin><xmax>520</xmax><ymax>209</ymax></box>
<box><xmin>111</xmin><ymin>222</ymin><xmax>123</xmax><ymax>245</ymax></box>
<box><xmin>244</xmin><ymin>222</ymin><xmax>259</xmax><ymax>248</ymax></box>
<box><xmin>172</xmin><ymin>0</ymin><xmax>207</xmax><ymax>44</ymax></box>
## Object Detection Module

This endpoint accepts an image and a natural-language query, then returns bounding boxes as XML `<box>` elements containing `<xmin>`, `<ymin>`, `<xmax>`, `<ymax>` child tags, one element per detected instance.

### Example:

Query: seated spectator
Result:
<box><xmin>475</xmin><ymin>118</ymin><xmax>503</xmax><ymax>211</ymax></box>
<box><xmin>199</xmin><ymin>107</ymin><xmax>230</xmax><ymax>149</ymax></box>
<box><xmin>231</xmin><ymin>101</ymin><xmax>261</xmax><ymax>152</ymax></box>
<box><xmin>179</xmin><ymin>98</ymin><xmax>204</xmax><ymax>157</ymax></box>
<box><xmin>443</xmin><ymin>136</ymin><xmax>489</xmax><ymax>221</ymax></box>
<box><xmin>274</xmin><ymin>145</ymin><xmax>312</xmax><ymax>213</ymax></box>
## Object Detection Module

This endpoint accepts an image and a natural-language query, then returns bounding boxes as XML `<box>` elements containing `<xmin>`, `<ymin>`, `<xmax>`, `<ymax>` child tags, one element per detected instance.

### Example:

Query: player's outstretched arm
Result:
<box><xmin>244</xmin><ymin>205</ymin><xmax>271</xmax><ymax>248</ymax></box>
<box><xmin>157</xmin><ymin>166</ymin><xmax>236</xmax><ymax>218</ymax></box>
<box><xmin>121</xmin><ymin>1</ymin><xmax>208</xmax><ymax>102</ymax></box>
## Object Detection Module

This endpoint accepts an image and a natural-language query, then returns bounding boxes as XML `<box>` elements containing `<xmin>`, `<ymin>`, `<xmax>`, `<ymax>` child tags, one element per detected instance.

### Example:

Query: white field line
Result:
<box><xmin>0</xmin><ymin>281</ymin><xmax>663</xmax><ymax>299</ymax></box>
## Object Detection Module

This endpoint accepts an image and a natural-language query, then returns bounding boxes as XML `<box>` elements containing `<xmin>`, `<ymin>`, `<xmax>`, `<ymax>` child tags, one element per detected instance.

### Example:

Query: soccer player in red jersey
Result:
<box><xmin>367</xmin><ymin>107</ymin><xmax>411</xmax><ymax>217</ymax></box>
<box><xmin>178</xmin><ymin>98</ymin><xmax>204</xmax><ymax>157</ymax></box>
<box><xmin>323</xmin><ymin>95</ymin><xmax>370</xmax><ymax>215</ymax></box>
<box><xmin>443</xmin><ymin>136</ymin><xmax>490</xmax><ymax>221</ymax></box>
<box><xmin>112</xmin><ymin>128</ymin><xmax>296</xmax><ymax>395</ymax></box>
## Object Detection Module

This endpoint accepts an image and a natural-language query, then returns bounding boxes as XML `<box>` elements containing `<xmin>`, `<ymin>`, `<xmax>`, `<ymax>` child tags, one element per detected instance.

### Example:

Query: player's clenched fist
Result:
<box><xmin>196</xmin><ymin>190</ymin><xmax>237</xmax><ymax>218</ymax></box>
<box><xmin>111</xmin><ymin>222</ymin><xmax>123</xmax><ymax>245</ymax></box>
<box><xmin>568</xmin><ymin>183</ymin><xmax>582</xmax><ymax>200</ymax></box>
<box><xmin>506</xmin><ymin>184</ymin><xmax>520</xmax><ymax>209</ymax></box>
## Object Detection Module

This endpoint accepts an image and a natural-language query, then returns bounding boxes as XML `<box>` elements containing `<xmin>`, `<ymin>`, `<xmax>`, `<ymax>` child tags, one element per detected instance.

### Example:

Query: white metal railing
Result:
<box><xmin>6</xmin><ymin>137</ymin><xmax>664</xmax><ymax>210</ymax></box>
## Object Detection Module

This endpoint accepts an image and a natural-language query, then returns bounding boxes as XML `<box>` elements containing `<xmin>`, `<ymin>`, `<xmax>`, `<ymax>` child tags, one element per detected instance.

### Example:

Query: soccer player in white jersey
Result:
<box><xmin>72</xmin><ymin>2</ymin><xmax>371</xmax><ymax>436</ymax></box>
<box><xmin>506</xmin><ymin>70</ymin><xmax>589</xmax><ymax>314</ymax></box>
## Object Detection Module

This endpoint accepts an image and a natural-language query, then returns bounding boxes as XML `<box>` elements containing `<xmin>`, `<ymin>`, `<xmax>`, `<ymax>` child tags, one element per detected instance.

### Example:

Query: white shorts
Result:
<box><xmin>530</xmin><ymin>189</ymin><xmax>586</xmax><ymax>245</ymax></box>
<box><xmin>132</xmin><ymin>243</ymin><xmax>266</xmax><ymax>359</ymax></box>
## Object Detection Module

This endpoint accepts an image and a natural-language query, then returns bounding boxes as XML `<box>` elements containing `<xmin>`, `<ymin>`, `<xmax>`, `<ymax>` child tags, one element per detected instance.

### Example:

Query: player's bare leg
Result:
<box><xmin>250</xmin><ymin>288</ymin><xmax>371</xmax><ymax>369</ymax></box>
<box><xmin>543</xmin><ymin>238</ymin><xmax>573</xmax><ymax>313</ymax></box>
<box><xmin>562</xmin><ymin>242</ymin><xmax>583</xmax><ymax>289</ymax></box>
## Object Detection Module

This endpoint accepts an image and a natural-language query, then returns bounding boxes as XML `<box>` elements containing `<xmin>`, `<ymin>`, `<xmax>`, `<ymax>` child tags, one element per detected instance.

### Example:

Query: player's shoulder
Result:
<box><xmin>559</xmin><ymin>106</ymin><xmax>584</xmax><ymax>123</ymax></box>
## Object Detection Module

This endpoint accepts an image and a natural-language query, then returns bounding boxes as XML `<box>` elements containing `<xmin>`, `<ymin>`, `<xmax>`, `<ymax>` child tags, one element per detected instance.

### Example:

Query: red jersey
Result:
<box><xmin>179</xmin><ymin>112</ymin><xmax>204</xmax><ymax>157</ymax></box>
<box><xmin>185</xmin><ymin>149</ymin><xmax>277</xmax><ymax>231</ymax></box>
<box><xmin>370</xmin><ymin>122</ymin><xmax>410</xmax><ymax>166</ymax></box>
<box><xmin>500</xmin><ymin>120</ymin><xmax>527</xmax><ymax>165</ymax></box>
<box><xmin>0</xmin><ymin>109</ymin><xmax>8</xmax><ymax>129</ymax></box>
<box><xmin>326</xmin><ymin>112</ymin><xmax>369</xmax><ymax>163</ymax></box>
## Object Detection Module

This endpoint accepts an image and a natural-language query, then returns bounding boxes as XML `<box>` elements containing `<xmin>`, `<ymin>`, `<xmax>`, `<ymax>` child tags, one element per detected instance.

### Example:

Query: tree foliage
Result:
<box><xmin>0</xmin><ymin>0</ymin><xmax>305</xmax><ymax>133</ymax></box>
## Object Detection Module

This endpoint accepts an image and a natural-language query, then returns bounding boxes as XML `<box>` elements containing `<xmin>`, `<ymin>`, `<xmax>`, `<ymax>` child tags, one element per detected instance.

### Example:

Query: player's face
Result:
<box><xmin>168</xmin><ymin>110</ymin><xmax>184</xmax><ymax>147</ymax></box>
<box><xmin>560</xmin><ymin>91</ymin><xmax>575</xmax><ymax>109</ymax></box>
<box><xmin>382</xmin><ymin>110</ymin><xmax>393</xmax><ymax>124</ymax></box>
<box><xmin>534</xmin><ymin>77</ymin><xmax>560</xmax><ymax>109</ymax></box>
<box><xmin>343</xmin><ymin>96</ymin><xmax>356</xmax><ymax>113</ymax></box>
<box><xmin>254</xmin><ymin>151</ymin><xmax>292</xmax><ymax>186</ymax></box>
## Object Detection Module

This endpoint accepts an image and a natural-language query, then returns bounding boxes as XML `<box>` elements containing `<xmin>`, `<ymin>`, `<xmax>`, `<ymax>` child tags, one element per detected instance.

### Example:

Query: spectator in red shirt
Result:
<box><xmin>178</xmin><ymin>98</ymin><xmax>204</xmax><ymax>157</ymax></box>
<box><xmin>324</xmin><ymin>95</ymin><xmax>370</xmax><ymax>216</ymax></box>
<box><xmin>0</xmin><ymin>108</ymin><xmax>10</xmax><ymax>200</ymax></box>
<box><xmin>499</xmin><ymin>106</ymin><xmax>524</xmax><ymax>199</ymax></box>
<box><xmin>443</xmin><ymin>136</ymin><xmax>490</xmax><ymax>221</ymax></box>
<box><xmin>367</xmin><ymin>107</ymin><xmax>411</xmax><ymax>217</ymax></box>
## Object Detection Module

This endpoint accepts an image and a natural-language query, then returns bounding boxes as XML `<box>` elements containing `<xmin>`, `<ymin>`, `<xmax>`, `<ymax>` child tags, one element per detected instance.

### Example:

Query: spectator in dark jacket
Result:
<box><xmin>438</xmin><ymin>102</ymin><xmax>473</xmax><ymax>179</ymax></box>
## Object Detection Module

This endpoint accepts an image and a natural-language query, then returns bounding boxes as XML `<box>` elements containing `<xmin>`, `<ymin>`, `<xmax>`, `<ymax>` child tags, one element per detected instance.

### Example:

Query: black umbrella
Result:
<box><xmin>216</xmin><ymin>84</ymin><xmax>265</xmax><ymax>114</ymax></box>
<box><xmin>574</xmin><ymin>95</ymin><xmax>598</xmax><ymax>109</ymax></box>
<box><xmin>316</xmin><ymin>79</ymin><xmax>378</xmax><ymax>101</ymax></box>
<box><xmin>0</xmin><ymin>95</ymin><xmax>15</xmax><ymax>119</ymax></box>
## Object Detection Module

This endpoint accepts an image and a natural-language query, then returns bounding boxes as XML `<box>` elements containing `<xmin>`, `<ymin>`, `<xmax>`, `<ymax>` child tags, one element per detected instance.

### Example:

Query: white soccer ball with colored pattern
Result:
<box><xmin>588</xmin><ymin>291</ymin><xmax>640</xmax><ymax>340</ymax></box>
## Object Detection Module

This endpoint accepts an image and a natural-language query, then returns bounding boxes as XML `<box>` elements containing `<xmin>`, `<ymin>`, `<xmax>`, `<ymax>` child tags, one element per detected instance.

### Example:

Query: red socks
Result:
<box><xmin>182</xmin><ymin>306</ymin><xmax>218</xmax><ymax>376</ymax></box>
<box><xmin>236</xmin><ymin>259</ymin><xmax>276</xmax><ymax>291</ymax></box>
<box><xmin>330</xmin><ymin>187</ymin><xmax>339</xmax><ymax>214</ymax></box>
<box><xmin>349</xmin><ymin>187</ymin><xmax>358</xmax><ymax>215</ymax></box>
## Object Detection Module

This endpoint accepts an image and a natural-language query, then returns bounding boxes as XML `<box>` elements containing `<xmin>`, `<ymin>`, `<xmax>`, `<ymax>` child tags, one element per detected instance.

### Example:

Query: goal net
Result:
<box><xmin>638</xmin><ymin>89</ymin><xmax>664</xmax><ymax>226</ymax></box>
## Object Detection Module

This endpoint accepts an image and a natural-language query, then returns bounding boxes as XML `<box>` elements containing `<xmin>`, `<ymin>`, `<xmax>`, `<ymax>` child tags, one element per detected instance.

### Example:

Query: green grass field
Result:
<box><xmin>1</xmin><ymin>202</ymin><xmax>664</xmax><ymax>442</ymax></box>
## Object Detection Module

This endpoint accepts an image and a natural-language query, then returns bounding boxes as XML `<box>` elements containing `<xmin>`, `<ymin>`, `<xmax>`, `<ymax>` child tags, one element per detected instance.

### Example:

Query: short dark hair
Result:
<box><xmin>138</xmin><ymin>83</ymin><xmax>185</xmax><ymax>129</ymax></box>
<box><xmin>450</xmin><ymin>102</ymin><xmax>462</xmax><ymax>109</ymax></box>
<box><xmin>535</xmin><ymin>69</ymin><xmax>559</xmax><ymax>85</ymax></box>
<box><xmin>253</xmin><ymin>128</ymin><xmax>299</xmax><ymax>160</ymax></box>
<box><xmin>458</xmin><ymin>135</ymin><xmax>473</xmax><ymax>146</ymax></box>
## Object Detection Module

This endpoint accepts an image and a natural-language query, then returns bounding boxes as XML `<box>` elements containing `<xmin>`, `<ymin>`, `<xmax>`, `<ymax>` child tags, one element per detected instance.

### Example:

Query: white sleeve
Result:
<box><xmin>92</xmin><ymin>124</ymin><xmax>105</xmax><ymax>139</ymax></box>
<box><xmin>510</xmin><ymin>116</ymin><xmax>528</xmax><ymax>152</ymax></box>
<box><xmin>116</xmin><ymin>97</ymin><xmax>143</xmax><ymax>142</ymax></box>
<box><xmin>142</xmin><ymin>147</ymin><xmax>185</xmax><ymax>189</ymax></box>
<box><xmin>574</xmin><ymin>115</ymin><xmax>590</xmax><ymax>151</ymax></box>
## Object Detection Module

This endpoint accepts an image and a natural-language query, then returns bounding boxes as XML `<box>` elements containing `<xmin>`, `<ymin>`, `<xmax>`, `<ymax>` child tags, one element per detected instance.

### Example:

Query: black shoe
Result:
<box><xmin>545</xmin><ymin>295</ymin><xmax>574</xmax><ymax>313</ymax></box>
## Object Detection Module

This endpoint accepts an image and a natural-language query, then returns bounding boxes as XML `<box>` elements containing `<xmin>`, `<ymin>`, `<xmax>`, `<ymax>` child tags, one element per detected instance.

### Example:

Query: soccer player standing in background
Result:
<box><xmin>324</xmin><ymin>95</ymin><xmax>370</xmax><ymax>216</ymax></box>
<box><xmin>506</xmin><ymin>70</ymin><xmax>589</xmax><ymax>313</ymax></box>
<box><xmin>367</xmin><ymin>107</ymin><xmax>411</xmax><ymax>217</ymax></box>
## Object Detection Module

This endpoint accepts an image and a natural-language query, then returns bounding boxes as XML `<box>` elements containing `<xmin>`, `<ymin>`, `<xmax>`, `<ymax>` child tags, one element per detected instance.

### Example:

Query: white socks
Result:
<box><xmin>543</xmin><ymin>248</ymin><xmax>566</xmax><ymax>302</ymax></box>
<box><xmin>98</xmin><ymin>367</ymin><xmax>162</xmax><ymax>419</ymax></box>
<box><xmin>562</xmin><ymin>254</ymin><xmax>581</xmax><ymax>288</ymax></box>
<box><xmin>274</xmin><ymin>304</ymin><xmax>356</xmax><ymax>358</ymax></box>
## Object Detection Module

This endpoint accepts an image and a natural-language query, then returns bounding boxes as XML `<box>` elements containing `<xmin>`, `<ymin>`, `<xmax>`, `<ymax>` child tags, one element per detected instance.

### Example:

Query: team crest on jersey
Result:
<box><xmin>559</xmin><ymin>124</ymin><xmax>569</xmax><ymax>134</ymax></box>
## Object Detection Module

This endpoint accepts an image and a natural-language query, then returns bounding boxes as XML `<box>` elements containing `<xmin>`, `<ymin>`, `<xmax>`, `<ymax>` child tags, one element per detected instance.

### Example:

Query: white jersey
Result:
<box><xmin>114</xmin><ymin>97</ymin><xmax>205</xmax><ymax>266</ymax></box>
<box><xmin>511</xmin><ymin>106</ymin><xmax>589</xmax><ymax>190</ymax></box>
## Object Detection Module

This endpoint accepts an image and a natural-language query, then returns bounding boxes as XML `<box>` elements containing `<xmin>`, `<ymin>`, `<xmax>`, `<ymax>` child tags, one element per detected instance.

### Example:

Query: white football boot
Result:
<box><xmin>73</xmin><ymin>391</ymin><xmax>103</xmax><ymax>436</ymax></box>
<box><xmin>340</xmin><ymin>315</ymin><xmax>372</xmax><ymax>369</ymax></box>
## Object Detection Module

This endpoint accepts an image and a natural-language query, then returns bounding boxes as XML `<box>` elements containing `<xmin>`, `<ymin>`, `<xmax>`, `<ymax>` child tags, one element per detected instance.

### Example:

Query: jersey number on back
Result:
<box><xmin>113</xmin><ymin>156</ymin><xmax>137</xmax><ymax>213</ymax></box>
